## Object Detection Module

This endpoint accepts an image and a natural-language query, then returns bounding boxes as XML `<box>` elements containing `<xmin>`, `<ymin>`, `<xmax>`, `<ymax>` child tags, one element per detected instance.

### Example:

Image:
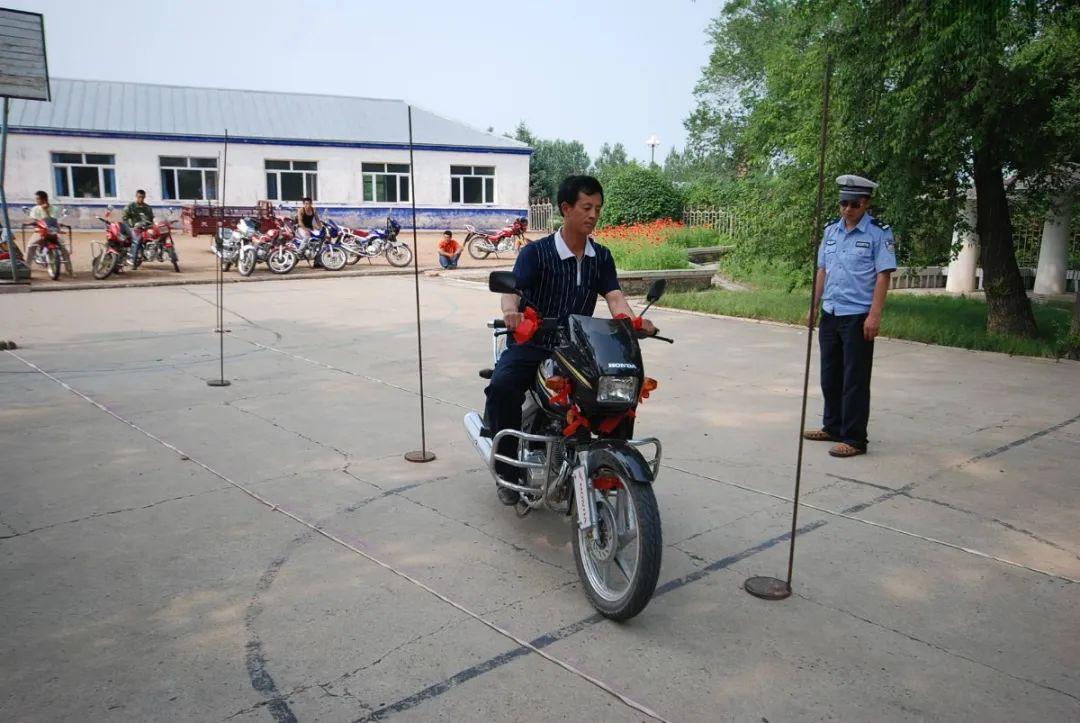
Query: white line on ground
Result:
<box><xmin>6</xmin><ymin>348</ymin><xmax>670</xmax><ymax>723</ymax></box>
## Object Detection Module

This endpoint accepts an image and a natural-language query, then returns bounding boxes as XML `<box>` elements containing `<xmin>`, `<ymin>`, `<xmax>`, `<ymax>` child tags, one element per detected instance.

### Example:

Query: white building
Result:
<box><xmin>6</xmin><ymin>79</ymin><xmax>531</xmax><ymax>229</ymax></box>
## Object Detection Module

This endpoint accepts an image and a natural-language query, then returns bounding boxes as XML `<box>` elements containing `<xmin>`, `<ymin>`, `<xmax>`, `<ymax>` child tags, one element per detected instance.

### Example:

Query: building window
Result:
<box><xmin>160</xmin><ymin>156</ymin><xmax>218</xmax><ymax>200</ymax></box>
<box><xmin>51</xmin><ymin>152</ymin><xmax>117</xmax><ymax>199</ymax></box>
<box><xmin>265</xmin><ymin>160</ymin><xmax>318</xmax><ymax>201</ymax></box>
<box><xmin>362</xmin><ymin>162</ymin><xmax>410</xmax><ymax>203</ymax></box>
<box><xmin>450</xmin><ymin>165</ymin><xmax>496</xmax><ymax>204</ymax></box>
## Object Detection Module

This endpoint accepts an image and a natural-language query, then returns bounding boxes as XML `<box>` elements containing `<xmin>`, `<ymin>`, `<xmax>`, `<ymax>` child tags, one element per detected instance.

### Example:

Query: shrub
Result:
<box><xmin>598</xmin><ymin>165</ymin><xmax>685</xmax><ymax>227</ymax></box>
<box><xmin>664</xmin><ymin>226</ymin><xmax>725</xmax><ymax>248</ymax></box>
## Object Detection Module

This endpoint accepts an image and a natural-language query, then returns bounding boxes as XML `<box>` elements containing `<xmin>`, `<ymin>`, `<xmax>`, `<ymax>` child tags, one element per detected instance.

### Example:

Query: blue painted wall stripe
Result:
<box><xmin>9</xmin><ymin>126</ymin><xmax>533</xmax><ymax>156</ymax></box>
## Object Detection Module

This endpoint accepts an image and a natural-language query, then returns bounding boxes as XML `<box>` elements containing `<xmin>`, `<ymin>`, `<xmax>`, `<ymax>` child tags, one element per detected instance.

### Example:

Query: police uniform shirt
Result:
<box><xmin>817</xmin><ymin>212</ymin><xmax>897</xmax><ymax>316</ymax></box>
<box><xmin>511</xmin><ymin>229</ymin><xmax>620</xmax><ymax>322</ymax></box>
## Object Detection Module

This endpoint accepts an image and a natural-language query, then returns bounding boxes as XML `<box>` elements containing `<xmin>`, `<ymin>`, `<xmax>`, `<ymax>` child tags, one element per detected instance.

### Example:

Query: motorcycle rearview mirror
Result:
<box><xmin>488</xmin><ymin>270</ymin><xmax>517</xmax><ymax>295</ymax></box>
<box><xmin>639</xmin><ymin>278</ymin><xmax>667</xmax><ymax>316</ymax></box>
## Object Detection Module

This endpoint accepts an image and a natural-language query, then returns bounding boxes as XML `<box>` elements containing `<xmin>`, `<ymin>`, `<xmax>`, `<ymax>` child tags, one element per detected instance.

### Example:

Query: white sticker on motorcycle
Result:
<box><xmin>573</xmin><ymin>466</ymin><xmax>594</xmax><ymax>530</ymax></box>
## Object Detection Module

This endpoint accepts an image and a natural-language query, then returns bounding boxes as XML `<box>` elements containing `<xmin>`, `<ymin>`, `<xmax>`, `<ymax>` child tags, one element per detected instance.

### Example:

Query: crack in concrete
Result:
<box><xmin>828</xmin><ymin>473</ymin><xmax>1080</xmax><ymax>561</ymax></box>
<box><xmin>225</xmin><ymin>400</ymin><xmax>351</xmax><ymax>462</ymax></box>
<box><xmin>793</xmin><ymin>591</ymin><xmax>1080</xmax><ymax>706</ymax></box>
<box><xmin>0</xmin><ymin>486</ymin><xmax>233</xmax><ymax>541</ymax></box>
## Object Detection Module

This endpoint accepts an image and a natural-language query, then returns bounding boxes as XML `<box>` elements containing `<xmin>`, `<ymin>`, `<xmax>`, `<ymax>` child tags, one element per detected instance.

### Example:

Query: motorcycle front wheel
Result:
<box><xmin>237</xmin><ymin>247</ymin><xmax>256</xmax><ymax>277</ymax></box>
<box><xmin>385</xmin><ymin>243</ymin><xmax>412</xmax><ymax>267</ymax></box>
<box><xmin>571</xmin><ymin>468</ymin><xmax>662</xmax><ymax>621</ymax></box>
<box><xmin>466</xmin><ymin>234</ymin><xmax>491</xmax><ymax>260</ymax></box>
<box><xmin>46</xmin><ymin>247</ymin><xmax>61</xmax><ymax>280</ymax></box>
<box><xmin>319</xmin><ymin>245</ymin><xmax>347</xmax><ymax>271</ymax></box>
<box><xmin>93</xmin><ymin>251</ymin><xmax>118</xmax><ymax>280</ymax></box>
<box><xmin>169</xmin><ymin>247</ymin><xmax>180</xmax><ymax>273</ymax></box>
<box><xmin>267</xmin><ymin>247</ymin><xmax>297</xmax><ymax>275</ymax></box>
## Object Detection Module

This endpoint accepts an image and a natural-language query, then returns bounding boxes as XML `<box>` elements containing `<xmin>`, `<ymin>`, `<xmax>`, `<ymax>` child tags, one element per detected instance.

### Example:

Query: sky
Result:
<box><xmin>6</xmin><ymin>0</ymin><xmax>723</xmax><ymax>163</ymax></box>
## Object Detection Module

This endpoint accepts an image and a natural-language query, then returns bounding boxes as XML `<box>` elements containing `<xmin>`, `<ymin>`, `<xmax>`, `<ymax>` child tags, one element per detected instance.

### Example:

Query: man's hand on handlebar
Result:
<box><xmin>503</xmin><ymin>311</ymin><xmax>524</xmax><ymax>331</ymax></box>
<box><xmin>639</xmin><ymin>318</ymin><xmax>657</xmax><ymax>337</ymax></box>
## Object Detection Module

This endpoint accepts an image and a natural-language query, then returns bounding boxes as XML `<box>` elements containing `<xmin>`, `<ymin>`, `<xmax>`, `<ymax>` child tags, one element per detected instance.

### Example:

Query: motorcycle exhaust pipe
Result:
<box><xmin>463</xmin><ymin>412</ymin><xmax>492</xmax><ymax>465</ymax></box>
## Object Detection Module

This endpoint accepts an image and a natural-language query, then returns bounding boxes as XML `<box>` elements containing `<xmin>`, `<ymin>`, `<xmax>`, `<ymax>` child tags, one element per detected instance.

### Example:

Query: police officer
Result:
<box><xmin>804</xmin><ymin>175</ymin><xmax>896</xmax><ymax>457</ymax></box>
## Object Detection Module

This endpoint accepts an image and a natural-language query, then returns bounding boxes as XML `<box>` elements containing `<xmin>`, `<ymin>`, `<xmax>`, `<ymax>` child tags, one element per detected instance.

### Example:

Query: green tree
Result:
<box><xmin>598</xmin><ymin>165</ymin><xmax>685</xmax><ymax>227</ymax></box>
<box><xmin>592</xmin><ymin>142</ymin><xmax>631</xmax><ymax>177</ymax></box>
<box><xmin>511</xmin><ymin>122</ymin><xmax>590</xmax><ymax>201</ymax></box>
<box><xmin>687</xmin><ymin>0</ymin><xmax>1080</xmax><ymax>338</ymax></box>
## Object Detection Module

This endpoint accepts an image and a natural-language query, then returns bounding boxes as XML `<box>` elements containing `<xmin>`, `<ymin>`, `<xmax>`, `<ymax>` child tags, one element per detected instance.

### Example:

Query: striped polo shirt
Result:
<box><xmin>512</xmin><ymin>230</ymin><xmax>620</xmax><ymax>322</ymax></box>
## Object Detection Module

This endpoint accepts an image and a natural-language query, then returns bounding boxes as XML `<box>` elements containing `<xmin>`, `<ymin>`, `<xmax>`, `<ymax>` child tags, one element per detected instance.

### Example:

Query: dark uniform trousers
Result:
<box><xmin>819</xmin><ymin>311</ymin><xmax>874</xmax><ymax>450</ymax></box>
<box><xmin>483</xmin><ymin>342</ymin><xmax>550</xmax><ymax>479</ymax></box>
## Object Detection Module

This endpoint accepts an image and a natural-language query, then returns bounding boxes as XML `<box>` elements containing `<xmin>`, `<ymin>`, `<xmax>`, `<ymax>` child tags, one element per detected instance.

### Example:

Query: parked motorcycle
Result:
<box><xmin>465</xmin><ymin>217</ymin><xmax>530</xmax><ymax>260</ymax></box>
<box><xmin>130</xmin><ymin>209</ymin><xmax>180</xmax><ymax>272</ymax></box>
<box><xmin>22</xmin><ymin>206</ymin><xmax>71</xmax><ymax>280</ymax></box>
<box><xmin>214</xmin><ymin>218</ymin><xmax>257</xmax><ymax>274</ymax></box>
<box><xmin>463</xmin><ymin>271</ymin><xmax>673</xmax><ymax>621</ymax></box>
<box><xmin>340</xmin><ymin>215</ymin><xmax>412</xmax><ymax>267</ymax></box>
<box><xmin>258</xmin><ymin>215</ymin><xmax>298</xmax><ymax>275</ymax></box>
<box><xmin>317</xmin><ymin>218</ymin><xmax>349</xmax><ymax>271</ymax></box>
<box><xmin>91</xmin><ymin>211</ymin><xmax>135</xmax><ymax>280</ymax></box>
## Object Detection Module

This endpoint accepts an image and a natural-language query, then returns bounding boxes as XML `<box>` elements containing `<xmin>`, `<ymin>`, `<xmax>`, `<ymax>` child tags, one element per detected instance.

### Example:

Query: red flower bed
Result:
<box><xmin>594</xmin><ymin>219</ymin><xmax>684</xmax><ymax>246</ymax></box>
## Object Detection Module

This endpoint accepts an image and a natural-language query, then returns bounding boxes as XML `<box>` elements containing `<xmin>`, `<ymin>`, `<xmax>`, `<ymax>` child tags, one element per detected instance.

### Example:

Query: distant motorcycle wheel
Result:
<box><xmin>319</xmin><ymin>245</ymin><xmax>347</xmax><ymax>271</ymax></box>
<box><xmin>93</xmin><ymin>251</ymin><xmax>118</xmax><ymax>280</ymax></box>
<box><xmin>466</xmin><ymin>234</ymin><xmax>491</xmax><ymax>260</ymax></box>
<box><xmin>46</xmin><ymin>247</ymin><xmax>61</xmax><ymax>280</ymax></box>
<box><xmin>267</xmin><ymin>247</ymin><xmax>297</xmax><ymax>275</ymax></box>
<box><xmin>237</xmin><ymin>247</ymin><xmax>256</xmax><ymax>277</ymax></box>
<box><xmin>385</xmin><ymin>243</ymin><xmax>412</xmax><ymax>267</ymax></box>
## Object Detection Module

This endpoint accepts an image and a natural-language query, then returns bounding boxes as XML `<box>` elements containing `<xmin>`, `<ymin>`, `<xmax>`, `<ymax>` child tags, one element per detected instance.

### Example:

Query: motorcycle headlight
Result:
<box><xmin>597</xmin><ymin>376</ymin><xmax>637</xmax><ymax>404</ymax></box>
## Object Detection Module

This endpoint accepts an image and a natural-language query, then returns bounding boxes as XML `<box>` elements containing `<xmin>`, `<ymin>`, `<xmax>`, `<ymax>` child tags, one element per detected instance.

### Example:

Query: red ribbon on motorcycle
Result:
<box><xmin>514</xmin><ymin>307</ymin><xmax>541</xmax><ymax>345</ymax></box>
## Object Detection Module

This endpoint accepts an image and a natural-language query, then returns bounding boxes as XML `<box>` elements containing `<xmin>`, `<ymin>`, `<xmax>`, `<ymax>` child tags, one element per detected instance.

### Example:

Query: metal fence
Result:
<box><xmin>682</xmin><ymin>206</ymin><xmax>743</xmax><ymax>238</ymax></box>
<box><xmin>529</xmin><ymin>202</ymin><xmax>554</xmax><ymax>233</ymax></box>
<box><xmin>1013</xmin><ymin>215</ymin><xmax>1080</xmax><ymax>267</ymax></box>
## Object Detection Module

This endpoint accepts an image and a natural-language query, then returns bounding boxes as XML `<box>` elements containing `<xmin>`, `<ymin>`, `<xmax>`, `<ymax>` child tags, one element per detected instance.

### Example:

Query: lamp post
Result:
<box><xmin>645</xmin><ymin>134</ymin><xmax>660</xmax><ymax>167</ymax></box>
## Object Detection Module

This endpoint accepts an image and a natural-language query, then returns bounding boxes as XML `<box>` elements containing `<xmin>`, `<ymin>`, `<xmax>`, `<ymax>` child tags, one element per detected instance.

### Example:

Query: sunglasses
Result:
<box><xmin>839</xmin><ymin>199</ymin><xmax>864</xmax><ymax>208</ymax></box>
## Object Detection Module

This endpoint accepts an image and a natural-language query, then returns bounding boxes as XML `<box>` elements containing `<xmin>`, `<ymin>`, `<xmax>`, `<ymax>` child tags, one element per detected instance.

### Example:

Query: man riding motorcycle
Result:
<box><xmin>483</xmin><ymin>175</ymin><xmax>656</xmax><ymax>505</ymax></box>
<box><xmin>122</xmin><ymin>189</ymin><xmax>154</xmax><ymax>269</ymax></box>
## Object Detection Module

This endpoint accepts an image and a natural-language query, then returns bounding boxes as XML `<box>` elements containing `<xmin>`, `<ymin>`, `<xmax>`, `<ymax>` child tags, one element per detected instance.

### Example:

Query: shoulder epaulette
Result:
<box><xmin>871</xmin><ymin>218</ymin><xmax>891</xmax><ymax>230</ymax></box>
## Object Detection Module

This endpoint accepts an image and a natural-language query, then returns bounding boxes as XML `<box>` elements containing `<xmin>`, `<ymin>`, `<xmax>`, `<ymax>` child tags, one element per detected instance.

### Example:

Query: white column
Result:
<box><xmin>1033</xmin><ymin>194</ymin><xmax>1071</xmax><ymax>295</ymax></box>
<box><xmin>946</xmin><ymin>194</ymin><xmax>979</xmax><ymax>293</ymax></box>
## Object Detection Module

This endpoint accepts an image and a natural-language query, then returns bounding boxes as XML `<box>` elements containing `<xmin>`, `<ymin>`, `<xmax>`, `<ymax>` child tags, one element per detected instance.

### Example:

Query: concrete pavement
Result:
<box><xmin>1</xmin><ymin>276</ymin><xmax>1077</xmax><ymax>721</ymax></box>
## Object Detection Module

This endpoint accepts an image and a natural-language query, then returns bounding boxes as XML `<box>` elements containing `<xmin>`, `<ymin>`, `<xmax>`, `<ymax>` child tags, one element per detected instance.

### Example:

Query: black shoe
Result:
<box><xmin>497</xmin><ymin>486</ymin><xmax>521</xmax><ymax>506</ymax></box>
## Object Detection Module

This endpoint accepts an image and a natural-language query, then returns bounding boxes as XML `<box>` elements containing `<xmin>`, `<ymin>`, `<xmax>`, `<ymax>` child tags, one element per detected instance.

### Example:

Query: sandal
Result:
<box><xmin>802</xmin><ymin>429</ymin><xmax>835</xmax><ymax>442</ymax></box>
<box><xmin>829</xmin><ymin>442</ymin><xmax>866</xmax><ymax>458</ymax></box>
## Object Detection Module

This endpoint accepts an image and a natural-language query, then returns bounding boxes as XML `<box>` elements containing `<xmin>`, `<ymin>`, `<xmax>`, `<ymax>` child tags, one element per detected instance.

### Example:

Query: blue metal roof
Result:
<box><xmin>8</xmin><ymin>78</ymin><xmax>530</xmax><ymax>153</ymax></box>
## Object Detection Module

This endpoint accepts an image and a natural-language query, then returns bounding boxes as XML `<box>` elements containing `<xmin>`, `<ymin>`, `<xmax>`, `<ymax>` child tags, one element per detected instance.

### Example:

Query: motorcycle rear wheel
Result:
<box><xmin>571</xmin><ymin>468</ymin><xmax>662</xmax><ymax>621</ymax></box>
<box><xmin>93</xmin><ymin>251</ymin><xmax>118</xmax><ymax>280</ymax></box>
<box><xmin>466</xmin><ymin>234</ymin><xmax>491</xmax><ymax>260</ymax></box>
<box><xmin>46</xmin><ymin>247</ymin><xmax>61</xmax><ymax>280</ymax></box>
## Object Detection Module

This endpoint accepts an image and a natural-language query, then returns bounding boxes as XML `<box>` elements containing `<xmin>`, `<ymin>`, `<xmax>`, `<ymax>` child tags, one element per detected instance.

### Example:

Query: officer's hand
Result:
<box><xmin>503</xmin><ymin>311</ymin><xmax>524</xmax><ymax>331</ymax></box>
<box><xmin>639</xmin><ymin>318</ymin><xmax>658</xmax><ymax>336</ymax></box>
<box><xmin>863</xmin><ymin>313</ymin><xmax>881</xmax><ymax>341</ymax></box>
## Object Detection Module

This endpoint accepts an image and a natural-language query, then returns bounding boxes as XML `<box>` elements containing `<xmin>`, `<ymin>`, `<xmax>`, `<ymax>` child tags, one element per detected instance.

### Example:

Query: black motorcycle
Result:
<box><xmin>464</xmin><ymin>271</ymin><xmax>673</xmax><ymax>621</ymax></box>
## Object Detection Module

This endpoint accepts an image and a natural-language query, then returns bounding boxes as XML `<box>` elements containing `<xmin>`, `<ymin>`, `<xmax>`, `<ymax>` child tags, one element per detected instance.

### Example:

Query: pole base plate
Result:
<box><xmin>744</xmin><ymin>576</ymin><xmax>791</xmax><ymax>600</ymax></box>
<box><xmin>207</xmin><ymin>379</ymin><xmax>232</xmax><ymax>387</ymax></box>
<box><xmin>404</xmin><ymin>450</ymin><xmax>436</xmax><ymax>463</ymax></box>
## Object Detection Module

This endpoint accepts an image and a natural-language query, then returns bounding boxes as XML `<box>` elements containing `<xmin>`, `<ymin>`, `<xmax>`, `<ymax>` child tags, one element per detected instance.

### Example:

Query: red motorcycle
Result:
<box><xmin>131</xmin><ymin>209</ymin><xmax>180</xmax><ymax>272</ymax></box>
<box><xmin>465</xmin><ymin>216</ymin><xmax>530</xmax><ymax>260</ymax></box>
<box><xmin>92</xmin><ymin>211</ymin><xmax>135</xmax><ymax>280</ymax></box>
<box><xmin>21</xmin><ymin>207</ymin><xmax>72</xmax><ymax>280</ymax></box>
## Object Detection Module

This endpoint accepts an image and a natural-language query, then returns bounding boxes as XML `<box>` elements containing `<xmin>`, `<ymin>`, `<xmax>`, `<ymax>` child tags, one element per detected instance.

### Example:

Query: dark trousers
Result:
<box><xmin>483</xmin><ymin>342</ymin><xmax>549</xmax><ymax>479</ymax></box>
<box><xmin>819</xmin><ymin>311</ymin><xmax>874</xmax><ymax>449</ymax></box>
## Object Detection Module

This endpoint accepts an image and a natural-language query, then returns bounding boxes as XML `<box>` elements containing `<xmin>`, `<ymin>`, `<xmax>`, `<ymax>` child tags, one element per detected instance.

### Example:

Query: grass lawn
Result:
<box><xmin>661</xmin><ymin>288</ymin><xmax>1075</xmax><ymax>358</ymax></box>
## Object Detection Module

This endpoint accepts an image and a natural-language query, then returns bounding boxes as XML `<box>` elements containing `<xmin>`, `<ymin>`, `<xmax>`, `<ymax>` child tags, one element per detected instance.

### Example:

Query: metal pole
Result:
<box><xmin>403</xmin><ymin>105</ymin><xmax>435</xmax><ymax>463</ymax></box>
<box><xmin>745</xmin><ymin>54</ymin><xmax>833</xmax><ymax>601</ymax></box>
<box><xmin>1</xmin><ymin>98</ymin><xmax>18</xmax><ymax>282</ymax></box>
<box><xmin>207</xmin><ymin>129</ymin><xmax>231</xmax><ymax>387</ymax></box>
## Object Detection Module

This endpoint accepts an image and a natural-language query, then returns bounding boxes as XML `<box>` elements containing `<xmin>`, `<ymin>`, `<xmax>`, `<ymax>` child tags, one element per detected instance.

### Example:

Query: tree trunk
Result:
<box><xmin>972</xmin><ymin>150</ymin><xmax>1038</xmax><ymax>338</ymax></box>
